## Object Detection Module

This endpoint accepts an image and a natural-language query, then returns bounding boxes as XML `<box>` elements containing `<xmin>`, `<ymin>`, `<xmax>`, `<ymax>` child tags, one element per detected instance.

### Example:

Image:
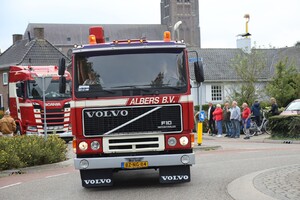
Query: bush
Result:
<box><xmin>0</xmin><ymin>135</ymin><xmax>67</xmax><ymax>171</ymax></box>
<box><xmin>269</xmin><ymin>115</ymin><xmax>300</xmax><ymax>139</ymax></box>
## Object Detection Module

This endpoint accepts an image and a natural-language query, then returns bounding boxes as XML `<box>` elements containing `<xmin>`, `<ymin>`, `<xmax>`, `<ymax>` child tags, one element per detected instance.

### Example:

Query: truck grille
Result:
<box><xmin>103</xmin><ymin>135</ymin><xmax>164</xmax><ymax>153</ymax></box>
<box><xmin>83</xmin><ymin>105</ymin><xmax>182</xmax><ymax>136</ymax></box>
<box><xmin>33</xmin><ymin>103</ymin><xmax>71</xmax><ymax>134</ymax></box>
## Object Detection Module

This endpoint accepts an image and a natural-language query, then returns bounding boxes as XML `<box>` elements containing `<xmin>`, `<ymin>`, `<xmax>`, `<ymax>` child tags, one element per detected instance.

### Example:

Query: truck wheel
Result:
<box><xmin>15</xmin><ymin>125</ymin><xmax>21</xmax><ymax>136</ymax></box>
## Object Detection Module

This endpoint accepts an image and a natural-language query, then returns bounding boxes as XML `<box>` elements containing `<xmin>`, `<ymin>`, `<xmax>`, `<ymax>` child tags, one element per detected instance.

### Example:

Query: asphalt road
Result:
<box><xmin>1</xmin><ymin>135</ymin><xmax>300</xmax><ymax>200</ymax></box>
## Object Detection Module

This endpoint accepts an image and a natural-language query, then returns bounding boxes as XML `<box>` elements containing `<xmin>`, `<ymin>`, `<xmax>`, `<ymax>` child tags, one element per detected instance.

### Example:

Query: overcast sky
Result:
<box><xmin>1</xmin><ymin>0</ymin><xmax>300</xmax><ymax>52</ymax></box>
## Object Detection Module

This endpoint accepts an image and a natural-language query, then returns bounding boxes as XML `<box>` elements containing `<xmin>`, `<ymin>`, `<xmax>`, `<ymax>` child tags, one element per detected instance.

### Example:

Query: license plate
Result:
<box><xmin>122</xmin><ymin>161</ymin><xmax>148</xmax><ymax>169</ymax></box>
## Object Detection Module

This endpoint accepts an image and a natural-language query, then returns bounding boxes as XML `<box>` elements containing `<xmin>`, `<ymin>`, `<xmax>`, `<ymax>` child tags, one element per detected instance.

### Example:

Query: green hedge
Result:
<box><xmin>0</xmin><ymin>135</ymin><xmax>67</xmax><ymax>171</ymax></box>
<box><xmin>269</xmin><ymin>115</ymin><xmax>300</xmax><ymax>139</ymax></box>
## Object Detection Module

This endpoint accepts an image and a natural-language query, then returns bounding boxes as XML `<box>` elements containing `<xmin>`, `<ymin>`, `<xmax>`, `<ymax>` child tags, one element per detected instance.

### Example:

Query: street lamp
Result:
<box><xmin>173</xmin><ymin>21</ymin><xmax>182</xmax><ymax>41</ymax></box>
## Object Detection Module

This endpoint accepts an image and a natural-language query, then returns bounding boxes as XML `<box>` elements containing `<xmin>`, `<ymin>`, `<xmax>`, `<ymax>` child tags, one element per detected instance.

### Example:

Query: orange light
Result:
<box><xmin>89</xmin><ymin>35</ymin><xmax>97</xmax><ymax>44</ymax></box>
<box><xmin>190</xmin><ymin>133</ymin><xmax>195</xmax><ymax>148</ymax></box>
<box><xmin>89</xmin><ymin>26</ymin><xmax>105</xmax><ymax>43</ymax></box>
<box><xmin>72</xmin><ymin>138</ymin><xmax>77</xmax><ymax>153</ymax></box>
<box><xmin>164</xmin><ymin>31</ymin><xmax>171</xmax><ymax>42</ymax></box>
<box><xmin>127</xmin><ymin>39</ymin><xmax>131</xmax><ymax>43</ymax></box>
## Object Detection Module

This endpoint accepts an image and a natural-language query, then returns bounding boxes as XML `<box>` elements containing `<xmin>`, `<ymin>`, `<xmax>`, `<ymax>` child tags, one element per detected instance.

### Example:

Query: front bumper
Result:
<box><xmin>57</xmin><ymin>131</ymin><xmax>73</xmax><ymax>139</ymax></box>
<box><xmin>26</xmin><ymin>131</ymin><xmax>73</xmax><ymax>140</ymax></box>
<box><xmin>74</xmin><ymin>153</ymin><xmax>195</xmax><ymax>170</ymax></box>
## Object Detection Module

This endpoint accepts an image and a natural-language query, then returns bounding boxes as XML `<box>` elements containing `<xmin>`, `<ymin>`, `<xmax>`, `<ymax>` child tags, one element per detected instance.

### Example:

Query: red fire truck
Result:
<box><xmin>9</xmin><ymin>65</ymin><xmax>73</xmax><ymax>142</ymax></box>
<box><xmin>59</xmin><ymin>27</ymin><xmax>204</xmax><ymax>187</ymax></box>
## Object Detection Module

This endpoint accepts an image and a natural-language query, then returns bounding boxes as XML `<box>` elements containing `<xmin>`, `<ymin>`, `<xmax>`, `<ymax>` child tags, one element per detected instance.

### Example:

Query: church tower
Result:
<box><xmin>161</xmin><ymin>0</ymin><xmax>200</xmax><ymax>48</ymax></box>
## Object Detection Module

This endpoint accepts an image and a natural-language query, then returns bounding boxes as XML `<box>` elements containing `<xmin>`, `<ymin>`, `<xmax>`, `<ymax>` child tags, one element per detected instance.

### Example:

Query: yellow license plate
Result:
<box><xmin>122</xmin><ymin>161</ymin><xmax>148</xmax><ymax>169</ymax></box>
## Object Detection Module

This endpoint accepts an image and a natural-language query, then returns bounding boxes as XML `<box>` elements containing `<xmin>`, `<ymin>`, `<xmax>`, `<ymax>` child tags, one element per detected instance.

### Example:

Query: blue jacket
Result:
<box><xmin>251</xmin><ymin>102</ymin><xmax>261</xmax><ymax>117</ymax></box>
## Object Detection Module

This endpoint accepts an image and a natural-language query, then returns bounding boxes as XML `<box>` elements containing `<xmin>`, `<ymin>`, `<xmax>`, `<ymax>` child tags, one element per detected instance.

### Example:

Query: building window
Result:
<box><xmin>211</xmin><ymin>85</ymin><xmax>222</xmax><ymax>101</ymax></box>
<box><xmin>177</xmin><ymin>0</ymin><xmax>190</xmax><ymax>3</ymax></box>
<box><xmin>3</xmin><ymin>72</ymin><xmax>8</xmax><ymax>85</ymax></box>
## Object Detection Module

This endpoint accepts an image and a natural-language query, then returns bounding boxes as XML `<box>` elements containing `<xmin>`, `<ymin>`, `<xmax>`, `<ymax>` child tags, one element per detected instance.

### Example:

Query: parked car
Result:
<box><xmin>280</xmin><ymin>99</ymin><xmax>300</xmax><ymax>116</ymax></box>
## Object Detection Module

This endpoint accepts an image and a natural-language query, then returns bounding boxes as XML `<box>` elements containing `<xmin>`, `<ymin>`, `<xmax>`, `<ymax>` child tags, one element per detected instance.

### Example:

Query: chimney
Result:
<box><xmin>33</xmin><ymin>27</ymin><xmax>45</xmax><ymax>39</ymax></box>
<box><xmin>12</xmin><ymin>34</ymin><xmax>23</xmax><ymax>44</ymax></box>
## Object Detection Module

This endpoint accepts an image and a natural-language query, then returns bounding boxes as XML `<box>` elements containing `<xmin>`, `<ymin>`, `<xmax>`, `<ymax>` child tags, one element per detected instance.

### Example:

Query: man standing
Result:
<box><xmin>230</xmin><ymin>101</ymin><xmax>241</xmax><ymax>138</ymax></box>
<box><xmin>223</xmin><ymin>102</ymin><xmax>232</xmax><ymax>137</ymax></box>
<box><xmin>0</xmin><ymin>110</ymin><xmax>16</xmax><ymax>137</ymax></box>
<box><xmin>251</xmin><ymin>100</ymin><xmax>261</xmax><ymax>126</ymax></box>
<box><xmin>207</xmin><ymin>102</ymin><xmax>216</xmax><ymax>135</ymax></box>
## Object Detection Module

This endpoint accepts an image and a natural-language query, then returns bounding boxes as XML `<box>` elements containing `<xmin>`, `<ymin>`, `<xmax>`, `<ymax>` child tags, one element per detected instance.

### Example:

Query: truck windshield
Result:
<box><xmin>27</xmin><ymin>80</ymin><xmax>72</xmax><ymax>100</ymax></box>
<box><xmin>74</xmin><ymin>48</ymin><xmax>188</xmax><ymax>97</ymax></box>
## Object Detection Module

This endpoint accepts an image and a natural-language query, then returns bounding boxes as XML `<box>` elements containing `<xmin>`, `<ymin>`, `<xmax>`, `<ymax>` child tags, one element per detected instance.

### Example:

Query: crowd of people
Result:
<box><xmin>200</xmin><ymin>97</ymin><xmax>279</xmax><ymax>140</ymax></box>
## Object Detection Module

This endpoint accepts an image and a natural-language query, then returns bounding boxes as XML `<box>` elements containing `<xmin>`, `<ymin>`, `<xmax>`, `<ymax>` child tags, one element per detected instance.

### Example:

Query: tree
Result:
<box><xmin>229</xmin><ymin>49</ymin><xmax>267</xmax><ymax>105</ymax></box>
<box><xmin>266</xmin><ymin>58</ymin><xmax>300</xmax><ymax>107</ymax></box>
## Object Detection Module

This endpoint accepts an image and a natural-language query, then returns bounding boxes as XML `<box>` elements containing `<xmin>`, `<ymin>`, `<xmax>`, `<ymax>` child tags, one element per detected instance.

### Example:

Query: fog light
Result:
<box><xmin>181</xmin><ymin>155</ymin><xmax>190</xmax><ymax>164</ymax></box>
<box><xmin>80</xmin><ymin>159</ymin><xmax>89</xmax><ymax>169</ymax></box>
<box><xmin>79</xmin><ymin>141</ymin><xmax>88</xmax><ymax>151</ymax></box>
<box><xmin>91</xmin><ymin>141</ymin><xmax>100</xmax><ymax>150</ymax></box>
<box><xmin>168</xmin><ymin>137</ymin><xmax>177</xmax><ymax>146</ymax></box>
<box><xmin>179</xmin><ymin>136</ymin><xmax>189</xmax><ymax>146</ymax></box>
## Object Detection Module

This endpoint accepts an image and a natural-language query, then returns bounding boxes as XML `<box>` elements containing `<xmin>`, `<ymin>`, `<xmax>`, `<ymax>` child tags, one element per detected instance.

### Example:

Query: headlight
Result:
<box><xmin>179</xmin><ymin>136</ymin><xmax>189</xmax><ymax>146</ymax></box>
<box><xmin>168</xmin><ymin>137</ymin><xmax>177</xmax><ymax>146</ymax></box>
<box><xmin>181</xmin><ymin>155</ymin><xmax>190</xmax><ymax>164</ymax></box>
<box><xmin>79</xmin><ymin>159</ymin><xmax>89</xmax><ymax>169</ymax></box>
<box><xmin>79</xmin><ymin>141</ymin><xmax>88</xmax><ymax>151</ymax></box>
<box><xmin>91</xmin><ymin>141</ymin><xmax>100</xmax><ymax>150</ymax></box>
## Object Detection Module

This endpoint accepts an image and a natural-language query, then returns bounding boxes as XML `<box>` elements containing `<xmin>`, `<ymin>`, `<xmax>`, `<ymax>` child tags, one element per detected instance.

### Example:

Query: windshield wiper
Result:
<box><xmin>112</xmin><ymin>85</ymin><xmax>151</xmax><ymax>92</ymax></box>
<box><xmin>102</xmin><ymin>89</ymin><xmax>116</xmax><ymax>94</ymax></box>
<box><xmin>161</xmin><ymin>85</ymin><xmax>182</xmax><ymax>91</ymax></box>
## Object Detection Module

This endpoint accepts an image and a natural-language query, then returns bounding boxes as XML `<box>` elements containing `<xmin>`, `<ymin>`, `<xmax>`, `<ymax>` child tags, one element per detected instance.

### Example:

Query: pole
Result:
<box><xmin>197</xmin><ymin>111</ymin><xmax>205</xmax><ymax>146</ymax></box>
<box><xmin>198</xmin><ymin>83</ymin><xmax>202</xmax><ymax>112</ymax></box>
<box><xmin>197</xmin><ymin>82</ymin><xmax>200</xmax><ymax>109</ymax></box>
<box><xmin>197</xmin><ymin>122</ymin><xmax>203</xmax><ymax>146</ymax></box>
<box><xmin>42</xmin><ymin>76</ymin><xmax>47</xmax><ymax>140</ymax></box>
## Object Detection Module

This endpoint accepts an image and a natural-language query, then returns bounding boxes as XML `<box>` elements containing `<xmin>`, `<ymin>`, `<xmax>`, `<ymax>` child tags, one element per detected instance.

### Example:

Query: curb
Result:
<box><xmin>227</xmin><ymin>169</ymin><xmax>276</xmax><ymax>200</ymax></box>
<box><xmin>193</xmin><ymin>145</ymin><xmax>222</xmax><ymax>151</ymax></box>
<box><xmin>263</xmin><ymin>138</ymin><xmax>300</xmax><ymax>144</ymax></box>
<box><xmin>0</xmin><ymin>157</ymin><xmax>73</xmax><ymax>178</ymax></box>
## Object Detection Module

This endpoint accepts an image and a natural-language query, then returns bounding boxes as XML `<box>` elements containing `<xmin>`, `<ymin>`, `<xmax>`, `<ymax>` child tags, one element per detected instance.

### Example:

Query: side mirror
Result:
<box><xmin>194</xmin><ymin>61</ymin><xmax>204</xmax><ymax>83</ymax></box>
<box><xmin>59</xmin><ymin>77</ymin><xmax>66</xmax><ymax>93</ymax></box>
<box><xmin>58</xmin><ymin>58</ymin><xmax>66</xmax><ymax>76</ymax></box>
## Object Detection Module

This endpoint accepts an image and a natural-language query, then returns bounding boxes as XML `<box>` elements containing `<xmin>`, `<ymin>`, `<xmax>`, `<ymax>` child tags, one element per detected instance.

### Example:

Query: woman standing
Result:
<box><xmin>270</xmin><ymin>97</ymin><xmax>279</xmax><ymax>116</ymax></box>
<box><xmin>213</xmin><ymin>104</ymin><xmax>223</xmax><ymax>137</ymax></box>
<box><xmin>242</xmin><ymin>103</ymin><xmax>252</xmax><ymax>140</ymax></box>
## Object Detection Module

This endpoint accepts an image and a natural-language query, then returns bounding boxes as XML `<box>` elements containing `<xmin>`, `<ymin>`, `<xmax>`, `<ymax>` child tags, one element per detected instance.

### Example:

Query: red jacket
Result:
<box><xmin>242</xmin><ymin>107</ymin><xmax>251</xmax><ymax>119</ymax></box>
<box><xmin>213</xmin><ymin>107</ymin><xmax>223</xmax><ymax>121</ymax></box>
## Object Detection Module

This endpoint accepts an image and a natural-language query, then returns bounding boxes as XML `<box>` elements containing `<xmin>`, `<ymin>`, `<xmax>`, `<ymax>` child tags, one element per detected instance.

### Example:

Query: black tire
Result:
<box><xmin>249</xmin><ymin>129</ymin><xmax>256</xmax><ymax>136</ymax></box>
<box><xmin>249</xmin><ymin>121</ymin><xmax>257</xmax><ymax>136</ymax></box>
<box><xmin>263</xmin><ymin>120</ymin><xmax>272</xmax><ymax>135</ymax></box>
<box><xmin>15</xmin><ymin>124</ymin><xmax>21</xmax><ymax>136</ymax></box>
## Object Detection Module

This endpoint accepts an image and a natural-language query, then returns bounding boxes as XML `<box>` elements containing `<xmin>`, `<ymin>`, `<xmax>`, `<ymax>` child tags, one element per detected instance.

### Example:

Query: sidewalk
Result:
<box><xmin>193</xmin><ymin>132</ymin><xmax>300</xmax><ymax>147</ymax></box>
<box><xmin>195</xmin><ymin>132</ymin><xmax>300</xmax><ymax>200</ymax></box>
